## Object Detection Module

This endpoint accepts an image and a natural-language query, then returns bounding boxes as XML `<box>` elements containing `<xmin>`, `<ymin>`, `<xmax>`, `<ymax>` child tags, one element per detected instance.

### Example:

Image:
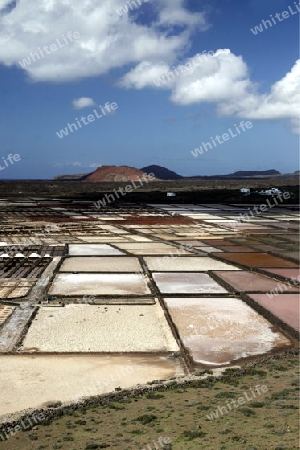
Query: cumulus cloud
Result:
<box><xmin>216</xmin><ymin>58</ymin><xmax>300</xmax><ymax>134</ymax></box>
<box><xmin>72</xmin><ymin>97</ymin><xmax>96</xmax><ymax>109</ymax></box>
<box><xmin>121</xmin><ymin>49</ymin><xmax>300</xmax><ymax>134</ymax></box>
<box><xmin>170</xmin><ymin>50</ymin><xmax>254</xmax><ymax>105</ymax></box>
<box><xmin>0</xmin><ymin>0</ymin><xmax>207</xmax><ymax>82</ymax></box>
<box><xmin>218</xmin><ymin>60</ymin><xmax>300</xmax><ymax>120</ymax></box>
<box><xmin>1</xmin><ymin>1</ymin><xmax>298</xmax><ymax>134</ymax></box>
<box><xmin>120</xmin><ymin>61</ymin><xmax>172</xmax><ymax>89</ymax></box>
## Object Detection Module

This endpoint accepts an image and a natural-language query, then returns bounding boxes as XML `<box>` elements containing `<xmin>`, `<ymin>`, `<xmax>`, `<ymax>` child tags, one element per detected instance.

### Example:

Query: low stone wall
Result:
<box><xmin>0</xmin><ymin>348</ymin><xmax>298</xmax><ymax>440</ymax></box>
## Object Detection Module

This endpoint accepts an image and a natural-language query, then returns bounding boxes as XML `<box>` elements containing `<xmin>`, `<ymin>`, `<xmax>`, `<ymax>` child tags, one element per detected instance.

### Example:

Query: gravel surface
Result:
<box><xmin>22</xmin><ymin>303</ymin><xmax>179</xmax><ymax>352</ymax></box>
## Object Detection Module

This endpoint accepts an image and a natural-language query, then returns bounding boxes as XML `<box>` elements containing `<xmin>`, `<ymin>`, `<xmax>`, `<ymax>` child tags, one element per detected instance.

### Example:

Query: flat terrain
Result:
<box><xmin>0</xmin><ymin>355</ymin><xmax>184</xmax><ymax>417</ymax></box>
<box><xmin>0</xmin><ymin>351</ymin><xmax>298</xmax><ymax>450</ymax></box>
<box><xmin>0</xmin><ymin>195</ymin><xmax>298</xmax><ymax>449</ymax></box>
<box><xmin>22</xmin><ymin>303</ymin><xmax>179</xmax><ymax>352</ymax></box>
<box><xmin>0</xmin><ymin>178</ymin><xmax>299</xmax><ymax>201</ymax></box>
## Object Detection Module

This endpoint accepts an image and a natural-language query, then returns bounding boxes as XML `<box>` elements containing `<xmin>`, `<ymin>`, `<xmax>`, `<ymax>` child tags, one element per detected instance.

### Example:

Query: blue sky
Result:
<box><xmin>0</xmin><ymin>0</ymin><xmax>299</xmax><ymax>179</ymax></box>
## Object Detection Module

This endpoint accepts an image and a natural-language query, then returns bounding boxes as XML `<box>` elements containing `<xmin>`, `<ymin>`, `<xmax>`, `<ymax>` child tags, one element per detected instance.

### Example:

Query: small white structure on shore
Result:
<box><xmin>259</xmin><ymin>187</ymin><xmax>282</xmax><ymax>196</ymax></box>
<box><xmin>167</xmin><ymin>192</ymin><xmax>176</xmax><ymax>197</ymax></box>
<box><xmin>240</xmin><ymin>188</ymin><xmax>250</xmax><ymax>195</ymax></box>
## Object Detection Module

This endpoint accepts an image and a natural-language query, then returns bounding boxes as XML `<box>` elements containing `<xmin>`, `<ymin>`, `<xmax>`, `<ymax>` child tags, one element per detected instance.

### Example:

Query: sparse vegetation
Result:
<box><xmin>0</xmin><ymin>351</ymin><xmax>298</xmax><ymax>450</ymax></box>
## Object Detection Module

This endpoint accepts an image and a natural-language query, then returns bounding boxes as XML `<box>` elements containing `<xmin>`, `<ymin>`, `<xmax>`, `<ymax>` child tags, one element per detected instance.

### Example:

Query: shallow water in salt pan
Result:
<box><xmin>164</xmin><ymin>297</ymin><xmax>291</xmax><ymax>365</ymax></box>
<box><xmin>213</xmin><ymin>271</ymin><xmax>300</xmax><ymax>292</ymax></box>
<box><xmin>248</xmin><ymin>294</ymin><xmax>300</xmax><ymax>332</ymax></box>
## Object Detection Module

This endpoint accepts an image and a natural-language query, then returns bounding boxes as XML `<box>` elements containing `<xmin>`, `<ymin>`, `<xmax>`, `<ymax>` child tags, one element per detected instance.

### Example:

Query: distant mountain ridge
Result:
<box><xmin>53</xmin><ymin>173</ymin><xmax>89</xmax><ymax>180</ymax></box>
<box><xmin>141</xmin><ymin>165</ymin><xmax>182</xmax><ymax>180</ymax></box>
<box><xmin>53</xmin><ymin>166</ymin><xmax>286</xmax><ymax>181</ymax></box>
<box><xmin>229</xmin><ymin>169</ymin><xmax>280</xmax><ymax>177</ymax></box>
<box><xmin>188</xmin><ymin>169</ymin><xmax>282</xmax><ymax>179</ymax></box>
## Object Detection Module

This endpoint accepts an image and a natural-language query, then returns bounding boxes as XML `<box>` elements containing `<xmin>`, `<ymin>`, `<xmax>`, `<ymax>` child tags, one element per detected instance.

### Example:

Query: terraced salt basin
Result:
<box><xmin>114</xmin><ymin>242</ymin><xmax>192</xmax><ymax>255</ymax></box>
<box><xmin>0</xmin><ymin>279</ymin><xmax>35</xmax><ymax>299</ymax></box>
<box><xmin>248</xmin><ymin>294</ymin><xmax>300</xmax><ymax>333</ymax></box>
<box><xmin>213</xmin><ymin>252</ymin><xmax>298</xmax><ymax>268</ymax></box>
<box><xmin>59</xmin><ymin>257</ymin><xmax>143</xmax><ymax>272</ymax></box>
<box><xmin>145</xmin><ymin>256</ymin><xmax>240</xmax><ymax>271</ymax></box>
<box><xmin>22</xmin><ymin>304</ymin><xmax>179</xmax><ymax>352</ymax></box>
<box><xmin>49</xmin><ymin>273</ymin><xmax>151</xmax><ymax>296</ymax></box>
<box><xmin>164</xmin><ymin>297</ymin><xmax>291</xmax><ymax>366</ymax></box>
<box><xmin>0</xmin><ymin>305</ymin><xmax>15</xmax><ymax>326</ymax></box>
<box><xmin>263</xmin><ymin>268</ymin><xmax>300</xmax><ymax>280</ymax></box>
<box><xmin>213</xmin><ymin>271</ymin><xmax>300</xmax><ymax>293</ymax></box>
<box><xmin>153</xmin><ymin>272</ymin><xmax>228</xmax><ymax>294</ymax></box>
<box><xmin>0</xmin><ymin>354</ymin><xmax>184</xmax><ymax>416</ymax></box>
<box><xmin>68</xmin><ymin>244</ymin><xmax>125</xmax><ymax>255</ymax></box>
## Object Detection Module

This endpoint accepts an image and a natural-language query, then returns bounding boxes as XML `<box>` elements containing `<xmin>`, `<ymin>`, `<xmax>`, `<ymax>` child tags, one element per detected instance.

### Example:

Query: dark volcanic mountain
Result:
<box><xmin>229</xmin><ymin>169</ymin><xmax>281</xmax><ymax>177</ymax></box>
<box><xmin>189</xmin><ymin>169</ymin><xmax>282</xmax><ymax>179</ymax></box>
<box><xmin>141</xmin><ymin>165</ymin><xmax>182</xmax><ymax>180</ymax></box>
<box><xmin>53</xmin><ymin>173</ymin><xmax>89</xmax><ymax>180</ymax></box>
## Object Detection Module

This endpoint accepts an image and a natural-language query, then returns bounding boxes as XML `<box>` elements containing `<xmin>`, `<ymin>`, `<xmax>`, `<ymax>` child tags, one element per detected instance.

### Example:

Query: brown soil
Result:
<box><xmin>83</xmin><ymin>166</ymin><xmax>154</xmax><ymax>182</ymax></box>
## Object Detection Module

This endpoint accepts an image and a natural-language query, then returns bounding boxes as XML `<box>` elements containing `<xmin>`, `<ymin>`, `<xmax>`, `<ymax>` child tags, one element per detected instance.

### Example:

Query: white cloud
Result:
<box><xmin>120</xmin><ymin>61</ymin><xmax>172</xmax><ymax>89</ymax></box>
<box><xmin>72</xmin><ymin>97</ymin><xmax>96</xmax><ymax>109</ymax></box>
<box><xmin>157</xmin><ymin>0</ymin><xmax>209</xmax><ymax>29</ymax></box>
<box><xmin>216</xmin><ymin>58</ymin><xmax>300</xmax><ymax>134</ymax></box>
<box><xmin>0</xmin><ymin>0</ymin><xmax>207</xmax><ymax>82</ymax></box>
<box><xmin>170</xmin><ymin>50</ymin><xmax>254</xmax><ymax>105</ymax></box>
<box><xmin>1</xmin><ymin>1</ymin><xmax>298</xmax><ymax>134</ymax></box>
<box><xmin>54</xmin><ymin>162</ymin><xmax>101</xmax><ymax>168</ymax></box>
<box><xmin>121</xmin><ymin>49</ymin><xmax>300</xmax><ymax>134</ymax></box>
<box><xmin>218</xmin><ymin>60</ymin><xmax>300</xmax><ymax>120</ymax></box>
<box><xmin>0</xmin><ymin>0</ymin><xmax>12</xmax><ymax>11</ymax></box>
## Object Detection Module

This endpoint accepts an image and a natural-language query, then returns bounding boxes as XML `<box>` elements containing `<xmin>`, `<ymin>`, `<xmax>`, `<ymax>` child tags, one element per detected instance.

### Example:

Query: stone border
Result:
<box><xmin>0</xmin><ymin>348</ymin><xmax>298</xmax><ymax>436</ymax></box>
